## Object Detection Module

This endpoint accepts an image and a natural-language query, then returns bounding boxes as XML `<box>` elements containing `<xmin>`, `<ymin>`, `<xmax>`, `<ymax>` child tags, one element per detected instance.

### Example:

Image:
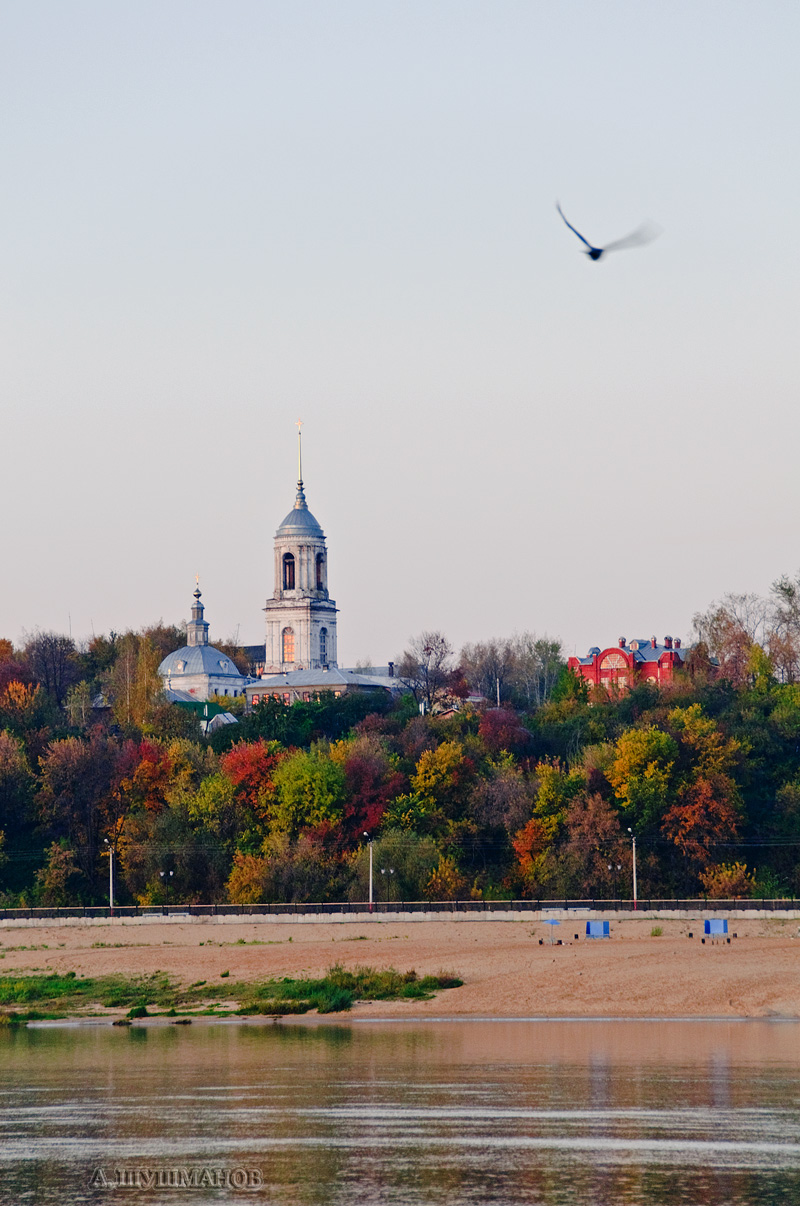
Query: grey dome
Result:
<box><xmin>158</xmin><ymin>645</ymin><xmax>243</xmax><ymax>679</ymax></box>
<box><xmin>276</xmin><ymin>485</ymin><xmax>324</xmax><ymax>538</ymax></box>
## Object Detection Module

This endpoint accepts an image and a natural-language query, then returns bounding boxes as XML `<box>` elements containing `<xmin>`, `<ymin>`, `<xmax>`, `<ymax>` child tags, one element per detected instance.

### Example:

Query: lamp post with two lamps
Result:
<box><xmin>380</xmin><ymin>867</ymin><xmax>395</xmax><ymax>906</ymax></box>
<box><xmin>607</xmin><ymin>862</ymin><xmax>622</xmax><ymax>900</ymax></box>
<box><xmin>159</xmin><ymin>869</ymin><xmax>175</xmax><ymax>904</ymax></box>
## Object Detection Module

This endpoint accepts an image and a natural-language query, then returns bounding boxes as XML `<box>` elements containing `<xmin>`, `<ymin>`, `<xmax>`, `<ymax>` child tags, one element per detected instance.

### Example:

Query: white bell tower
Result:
<box><xmin>263</xmin><ymin>424</ymin><xmax>338</xmax><ymax>672</ymax></box>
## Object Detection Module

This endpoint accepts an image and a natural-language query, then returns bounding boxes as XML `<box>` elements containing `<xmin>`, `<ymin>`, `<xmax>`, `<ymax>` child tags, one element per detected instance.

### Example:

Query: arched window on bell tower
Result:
<box><xmin>316</xmin><ymin>553</ymin><xmax>324</xmax><ymax>591</ymax></box>
<box><xmin>283</xmin><ymin>553</ymin><xmax>295</xmax><ymax>590</ymax></box>
<box><xmin>282</xmin><ymin>627</ymin><xmax>295</xmax><ymax>663</ymax></box>
<box><xmin>319</xmin><ymin>627</ymin><xmax>328</xmax><ymax>664</ymax></box>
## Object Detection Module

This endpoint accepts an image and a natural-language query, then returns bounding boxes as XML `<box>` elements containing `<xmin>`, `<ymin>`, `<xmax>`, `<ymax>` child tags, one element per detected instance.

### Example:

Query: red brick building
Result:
<box><xmin>568</xmin><ymin>635</ymin><xmax>686</xmax><ymax>691</ymax></box>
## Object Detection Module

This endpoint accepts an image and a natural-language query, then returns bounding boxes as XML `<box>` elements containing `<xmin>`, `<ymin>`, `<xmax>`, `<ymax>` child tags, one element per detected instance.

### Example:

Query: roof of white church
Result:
<box><xmin>159</xmin><ymin>645</ymin><xmax>246</xmax><ymax>680</ymax></box>
<box><xmin>249</xmin><ymin>668</ymin><xmax>406</xmax><ymax>693</ymax></box>
<box><xmin>275</xmin><ymin>482</ymin><xmax>325</xmax><ymax>538</ymax></box>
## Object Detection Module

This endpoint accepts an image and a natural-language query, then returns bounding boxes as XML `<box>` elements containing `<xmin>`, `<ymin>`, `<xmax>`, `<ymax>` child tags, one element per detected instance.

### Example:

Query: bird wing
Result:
<box><xmin>556</xmin><ymin>202</ymin><xmax>596</xmax><ymax>252</ymax></box>
<box><xmin>602</xmin><ymin>221</ymin><xmax>662</xmax><ymax>254</ymax></box>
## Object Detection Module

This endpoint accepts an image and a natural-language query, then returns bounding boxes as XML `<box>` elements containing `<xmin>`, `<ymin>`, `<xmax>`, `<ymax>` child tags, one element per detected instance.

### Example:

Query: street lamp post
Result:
<box><xmin>103</xmin><ymin>838</ymin><xmax>114</xmax><ymax>915</ymax></box>
<box><xmin>364</xmin><ymin>833</ymin><xmax>373</xmax><ymax>913</ymax></box>
<box><xmin>628</xmin><ymin>828</ymin><xmax>638</xmax><ymax>910</ymax></box>
<box><xmin>381</xmin><ymin>867</ymin><xmax>395</xmax><ymax>905</ymax></box>
<box><xmin>607</xmin><ymin>862</ymin><xmax>622</xmax><ymax>900</ymax></box>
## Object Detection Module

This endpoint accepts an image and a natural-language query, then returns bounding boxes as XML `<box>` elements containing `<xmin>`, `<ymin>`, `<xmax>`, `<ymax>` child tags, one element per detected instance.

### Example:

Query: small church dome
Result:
<box><xmin>158</xmin><ymin>645</ymin><xmax>242</xmax><ymax>679</ymax></box>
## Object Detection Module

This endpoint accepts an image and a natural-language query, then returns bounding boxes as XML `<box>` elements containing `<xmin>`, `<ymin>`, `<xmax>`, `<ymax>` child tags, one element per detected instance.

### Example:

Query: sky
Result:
<box><xmin>2</xmin><ymin>1</ymin><xmax>799</xmax><ymax>664</ymax></box>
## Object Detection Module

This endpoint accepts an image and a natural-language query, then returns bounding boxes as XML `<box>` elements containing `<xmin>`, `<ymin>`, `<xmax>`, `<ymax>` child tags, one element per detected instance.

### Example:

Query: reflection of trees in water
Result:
<box><xmin>239</xmin><ymin>1022</ymin><xmax>354</xmax><ymax>1049</ymax></box>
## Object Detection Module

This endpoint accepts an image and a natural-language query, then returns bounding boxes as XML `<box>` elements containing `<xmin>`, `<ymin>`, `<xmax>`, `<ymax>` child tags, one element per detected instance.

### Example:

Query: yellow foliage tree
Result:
<box><xmin>425</xmin><ymin>854</ymin><xmax>468</xmax><ymax>901</ymax></box>
<box><xmin>699</xmin><ymin>861</ymin><xmax>755</xmax><ymax>899</ymax></box>
<box><xmin>411</xmin><ymin>741</ymin><xmax>467</xmax><ymax>815</ymax></box>
<box><xmin>227</xmin><ymin>851</ymin><xmax>270</xmax><ymax>904</ymax></box>
<box><xmin>0</xmin><ymin>680</ymin><xmax>42</xmax><ymax>724</ymax></box>
<box><xmin>607</xmin><ymin>727</ymin><xmax>678</xmax><ymax>827</ymax></box>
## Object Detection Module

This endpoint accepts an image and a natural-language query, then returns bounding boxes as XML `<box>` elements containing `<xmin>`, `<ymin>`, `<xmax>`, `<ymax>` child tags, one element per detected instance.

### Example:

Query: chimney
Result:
<box><xmin>675</xmin><ymin>637</ymin><xmax>682</xmax><ymax>650</ymax></box>
<box><xmin>388</xmin><ymin>661</ymin><xmax>394</xmax><ymax>678</ymax></box>
<box><xmin>664</xmin><ymin>635</ymin><xmax>673</xmax><ymax>650</ymax></box>
<box><xmin>618</xmin><ymin>637</ymin><xmax>626</xmax><ymax>648</ymax></box>
<box><xmin>651</xmin><ymin>636</ymin><xmax>657</xmax><ymax>649</ymax></box>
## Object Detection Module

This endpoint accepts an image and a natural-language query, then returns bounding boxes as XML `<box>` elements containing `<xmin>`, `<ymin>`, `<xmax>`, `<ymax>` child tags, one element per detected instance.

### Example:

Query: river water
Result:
<box><xmin>0</xmin><ymin>1018</ymin><xmax>798</xmax><ymax>1205</ymax></box>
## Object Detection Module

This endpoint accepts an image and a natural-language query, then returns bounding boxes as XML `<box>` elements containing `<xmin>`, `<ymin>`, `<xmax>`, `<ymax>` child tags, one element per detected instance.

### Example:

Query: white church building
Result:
<box><xmin>158</xmin><ymin>586</ymin><xmax>251</xmax><ymax>701</ymax></box>
<box><xmin>158</xmin><ymin>429</ymin><xmax>404</xmax><ymax>712</ymax></box>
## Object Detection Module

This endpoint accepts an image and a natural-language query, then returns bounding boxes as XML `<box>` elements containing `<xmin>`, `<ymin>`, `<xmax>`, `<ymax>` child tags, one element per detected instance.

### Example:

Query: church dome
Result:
<box><xmin>158</xmin><ymin>645</ymin><xmax>243</xmax><ymax>680</ymax></box>
<box><xmin>276</xmin><ymin>485</ymin><xmax>324</xmax><ymax>538</ymax></box>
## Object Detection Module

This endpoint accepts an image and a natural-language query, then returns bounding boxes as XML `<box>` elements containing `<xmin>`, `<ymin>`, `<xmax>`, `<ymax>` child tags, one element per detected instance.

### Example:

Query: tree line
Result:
<box><xmin>1</xmin><ymin>578</ymin><xmax>800</xmax><ymax>907</ymax></box>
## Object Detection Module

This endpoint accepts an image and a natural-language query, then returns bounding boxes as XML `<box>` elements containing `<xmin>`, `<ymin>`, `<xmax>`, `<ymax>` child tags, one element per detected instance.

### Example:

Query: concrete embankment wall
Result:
<box><xmin>2</xmin><ymin>908</ymin><xmax>799</xmax><ymax>928</ymax></box>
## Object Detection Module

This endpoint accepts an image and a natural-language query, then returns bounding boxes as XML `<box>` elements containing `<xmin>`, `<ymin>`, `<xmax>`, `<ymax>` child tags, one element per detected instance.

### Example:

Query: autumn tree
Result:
<box><xmin>478</xmin><ymin>708</ymin><xmax>532</xmax><ymax>756</ymax></box>
<box><xmin>607</xmin><ymin>727</ymin><xmax>679</xmax><ymax>831</ymax></box>
<box><xmin>0</xmin><ymin>731</ymin><xmax>37</xmax><ymax>896</ymax></box>
<box><xmin>510</xmin><ymin>633</ymin><xmax>565</xmax><ymax>708</ymax></box>
<box><xmin>219</xmin><ymin>739</ymin><xmax>284</xmax><ymax>830</ymax></box>
<box><xmin>653</xmin><ymin>706</ymin><xmax>742</xmax><ymax>888</ymax></box>
<box><xmin>36</xmin><ymin>841</ymin><xmax>84</xmax><ymax>906</ymax></box>
<box><xmin>770</xmin><ymin>570</ymin><xmax>800</xmax><ymax>683</ymax></box>
<box><xmin>329</xmin><ymin>734</ymin><xmax>406</xmax><ymax>841</ymax></box>
<box><xmin>65</xmin><ymin>681</ymin><xmax>94</xmax><ymax>729</ymax></box>
<box><xmin>397</xmin><ymin>631</ymin><xmax>459</xmax><ymax>714</ymax></box>
<box><xmin>0</xmin><ymin>681</ymin><xmax>55</xmax><ymax>741</ymax></box>
<box><xmin>411</xmin><ymin>740</ymin><xmax>474</xmax><ymax>823</ymax></box>
<box><xmin>468</xmin><ymin>754</ymin><xmax>535</xmax><ymax>836</ymax></box>
<box><xmin>22</xmin><ymin>631</ymin><xmax>81</xmax><ymax>705</ymax></box>
<box><xmin>38</xmin><ymin>733</ymin><xmax>132</xmax><ymax>891</ymax></box>
<box><xmin>460</xmin><ymin>638</ymin><xmax>517</xmax><ymax>706</ymax></box>
<box><xmin>557</xmin><ymin>793</ymin><xmax>628</xmax><ymax>897</ymax></box>
<box><xmin>692</xmin><ymin>593</ymin><xmax>771</xmax><ymax>687</ymax></box>
<box><xmin>699</xmin><ymin>861</ymin><xmax>755</xmax><ymax>899</ymax></box>
<box><xmin>104</xmin><ymin>632</ymin><xmax>167</xmax><ymax>731</ymax></box>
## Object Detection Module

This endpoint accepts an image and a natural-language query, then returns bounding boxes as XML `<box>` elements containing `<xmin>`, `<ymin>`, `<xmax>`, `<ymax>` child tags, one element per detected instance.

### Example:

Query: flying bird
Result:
<box><xmin>556</xmin><ymin>202</ymin><xmax>660</xmax><ymax>261</ymax></box>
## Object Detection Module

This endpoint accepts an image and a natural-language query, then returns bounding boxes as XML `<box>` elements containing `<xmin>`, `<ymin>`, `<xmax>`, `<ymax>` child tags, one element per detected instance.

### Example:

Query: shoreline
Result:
<box><xmin>21</xmin><ymin>1011</ymin><xmax>800</xmax><ymax>1029</ymax></box>
<box><xmin>2</xmin><ymin>917</ymin><xmax>798</xmax><ymax>1022</ymax></box>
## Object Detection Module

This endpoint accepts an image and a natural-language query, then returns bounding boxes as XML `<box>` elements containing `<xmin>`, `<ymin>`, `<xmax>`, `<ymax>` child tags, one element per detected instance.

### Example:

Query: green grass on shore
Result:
<box><xmin>0</xmin><ymin>965</ymin><xmax>463</xmax><ymax>1025</ymax></box>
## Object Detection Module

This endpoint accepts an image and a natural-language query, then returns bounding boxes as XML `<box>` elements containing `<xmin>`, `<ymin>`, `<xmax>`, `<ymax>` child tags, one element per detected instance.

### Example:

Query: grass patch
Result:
<box><xmin>0</xmin><ymin>964</ymin><xmax>462</xmax><ymax>1023</ymax></box>
<box><xmin>0</xmin><ymin>971</ymin><xmax>239</xmax><ymax>1018</ymax></box>
<box><xmin>650</xmin><ymin>926</ymin><xmax>664</xmax><ymax>937</ymax></box>
<box><xmin>236</xmin><ymin>964</ymin><xmax>463</xmax><ymax>1018</ymax></box>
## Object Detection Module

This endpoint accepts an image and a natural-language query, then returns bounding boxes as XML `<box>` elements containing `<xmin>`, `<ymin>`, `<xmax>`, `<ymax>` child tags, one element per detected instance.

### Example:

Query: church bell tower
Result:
<box><xmin>263</xmin><ymin>425</ymin><xmax>338</xmax><ymax>673</ymax></box>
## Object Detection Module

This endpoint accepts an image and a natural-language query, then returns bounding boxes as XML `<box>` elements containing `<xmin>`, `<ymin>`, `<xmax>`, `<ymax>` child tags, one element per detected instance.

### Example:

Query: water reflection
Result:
<box><xmin>0</xmin><ymin>1020</ymin><xmax>798</xmax><ymax>1205</ymax></box>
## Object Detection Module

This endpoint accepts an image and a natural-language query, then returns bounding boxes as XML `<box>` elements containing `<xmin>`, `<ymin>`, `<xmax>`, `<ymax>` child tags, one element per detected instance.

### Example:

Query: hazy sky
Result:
<box><xmin>2</xmin><ymin>1</ymin><xmax>799</xmax><ymax>664</ymax></box>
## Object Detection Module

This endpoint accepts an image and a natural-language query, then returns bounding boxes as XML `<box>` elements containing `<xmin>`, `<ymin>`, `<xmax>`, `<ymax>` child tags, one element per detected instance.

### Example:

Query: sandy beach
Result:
<box><xmin>1</xmin><ymin>915</ymin><xmax>799</xmax><ymax>1019</ymax></box>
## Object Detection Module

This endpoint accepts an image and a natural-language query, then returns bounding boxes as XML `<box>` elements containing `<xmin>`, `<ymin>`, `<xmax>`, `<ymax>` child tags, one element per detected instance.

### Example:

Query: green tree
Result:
<box><xmin>271</xmin><ymin>745</ymin><xmax>347</xmax><ymax>838</ymax></box>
